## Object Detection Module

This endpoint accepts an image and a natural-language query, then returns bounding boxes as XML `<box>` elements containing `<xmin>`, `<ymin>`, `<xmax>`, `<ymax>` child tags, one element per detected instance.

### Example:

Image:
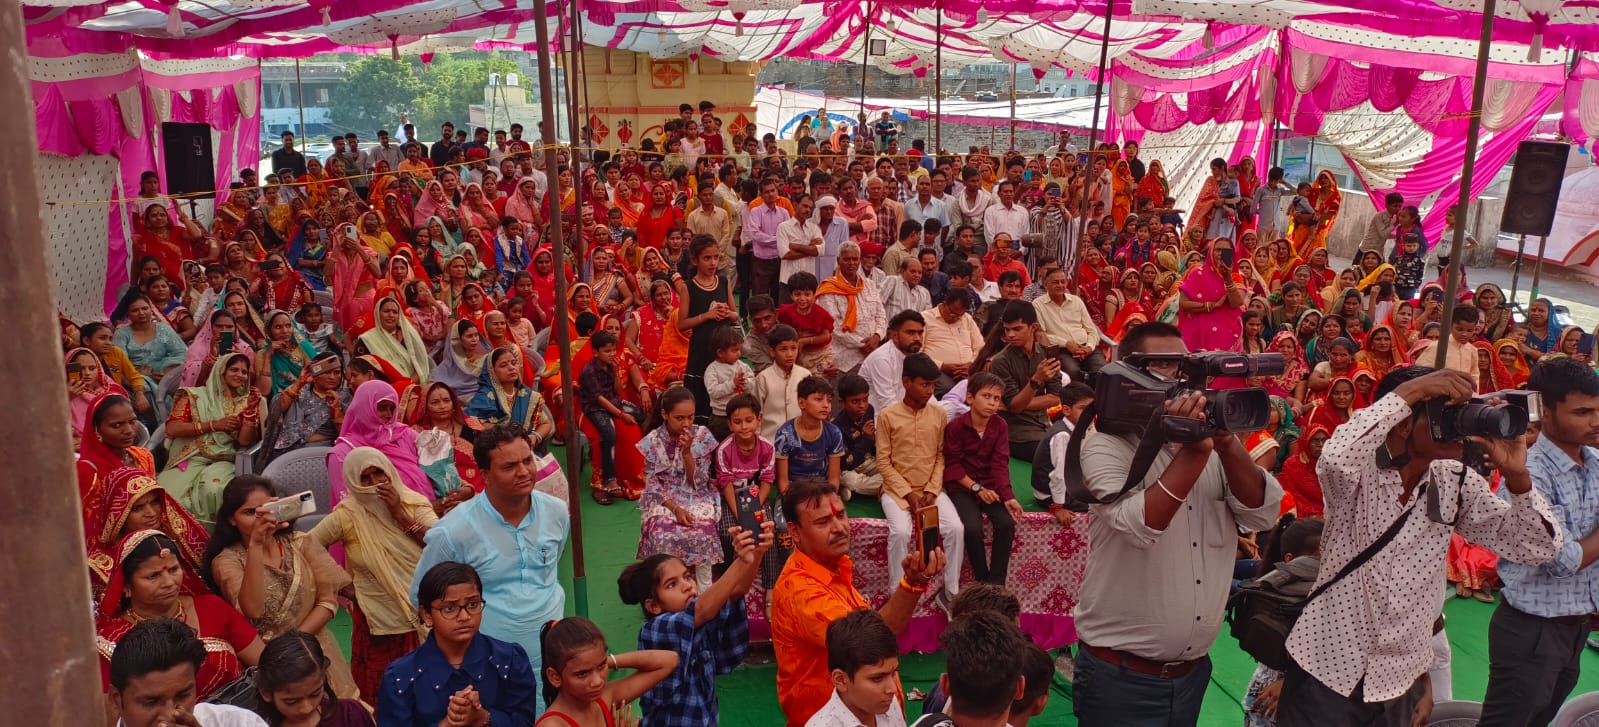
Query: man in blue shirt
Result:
<box><xmin>412</xmin><ymin>424</ymin><xmax>570</xmax><ymax>712</ymax></box>
<box><xmin>1484</xmin><ymin>356</ymin><xmax>1599</xmax><ymax>726</ymax></box>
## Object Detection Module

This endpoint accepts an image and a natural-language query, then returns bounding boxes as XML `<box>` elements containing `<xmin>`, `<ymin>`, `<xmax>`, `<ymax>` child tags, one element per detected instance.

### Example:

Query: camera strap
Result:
<box><xmin>1061</xmin><ymin>403</ymin><xmax>1171</xmax><ymax>508</ymax></box>
<box><xmin>1305</xmin><ymin>488</ymin><xmax>1421</xmax><ymax>604</ymax></box>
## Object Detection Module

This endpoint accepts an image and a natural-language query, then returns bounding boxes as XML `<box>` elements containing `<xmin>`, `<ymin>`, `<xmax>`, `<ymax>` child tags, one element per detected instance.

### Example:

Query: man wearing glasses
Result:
<box><xmin>412</xmin><ymin>424</ymin><xmax>570</xmax><ymax>712</ymax></box>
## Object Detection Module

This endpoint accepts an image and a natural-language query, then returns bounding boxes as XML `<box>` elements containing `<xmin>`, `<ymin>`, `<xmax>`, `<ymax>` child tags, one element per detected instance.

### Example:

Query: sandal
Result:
<box><xmin>620</xmin><ymin>482</ymin><xmax>643</xmax><ymax>501</ymax></box>
<box><xmin>591</xmin><ymin>486</ymin><xmax>614</xmax><ymax>505</ymax></box>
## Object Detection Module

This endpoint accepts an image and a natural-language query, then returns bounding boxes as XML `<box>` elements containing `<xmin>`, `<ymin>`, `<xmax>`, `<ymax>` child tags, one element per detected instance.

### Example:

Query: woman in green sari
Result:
<box><xmin>253</xmin><ymin>310</ymin><xmax>318</xmax><ymax>398</ymax></box>
<box><xmin>158</xmin><ymin>352</ymin><xmax>265</xmax><ymax>528</ymax></box>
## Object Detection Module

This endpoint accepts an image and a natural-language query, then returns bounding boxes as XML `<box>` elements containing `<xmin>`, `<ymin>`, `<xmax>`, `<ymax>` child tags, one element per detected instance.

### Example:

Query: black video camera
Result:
<box><xmin>1426</xmin><ymin>390</ymin><xmax>1539</xmax><ymax>442</ymax></box>
<box><xmin>1094</xmin><ymin>352</ymin><xmax>1286</xmax><ymax>444</ymax></box>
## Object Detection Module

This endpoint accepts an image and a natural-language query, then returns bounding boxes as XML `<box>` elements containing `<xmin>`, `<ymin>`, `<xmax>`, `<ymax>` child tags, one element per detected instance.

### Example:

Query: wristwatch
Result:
<box><xmin>970</xmin><ymin>482</ymin><xmax>983</xmax><ymax>493</ymax></box>
<box><xmin>1029</xmin><ymin>379</ymin><xmax>1046</xmax><ymax>392</ymax></box>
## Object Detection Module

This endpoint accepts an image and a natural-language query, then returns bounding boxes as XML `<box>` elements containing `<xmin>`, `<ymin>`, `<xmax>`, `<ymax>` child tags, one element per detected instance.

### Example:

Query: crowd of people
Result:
<box><xmin>74</xmin><ymin>96</ymin><xmax>1599</xmax><ymax>727</ymax></box>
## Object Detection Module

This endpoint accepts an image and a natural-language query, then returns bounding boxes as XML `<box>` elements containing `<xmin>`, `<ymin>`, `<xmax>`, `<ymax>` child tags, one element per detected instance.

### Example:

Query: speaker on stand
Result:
<box><xmin>160</xmin><ymin>122</ymin><xmax>217</xmax><ymax>220</ymax></box>
<box><xmin>1499</xmin><ymin>140</ymin><xmax>1569</xmax><ymax>317</ymax></box>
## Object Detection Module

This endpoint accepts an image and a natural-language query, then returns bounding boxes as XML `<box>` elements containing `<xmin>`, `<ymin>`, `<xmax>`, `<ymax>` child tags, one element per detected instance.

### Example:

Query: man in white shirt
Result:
<box><xmin>1031</xmin><ymin>267</ymin><xmax>1105</xmax><ymax>382</ymax></box>
<box><xmin>859</xmin><ymin>310</ymin><xmax>925</xmax><ymax>415</ymax></box>
<box><xmin>904</xmin><ymin>175</ymin><xmax>950</xmax><ymax>232</ymax></box>
<box><xmin>951</xmin><ymin>166</ymin><xmax>995</xmax><ymax>246</ymax></box>
<box><xmin>981</xmin><ymin>181</ymin><xmax>1029</xmax><ymax>253</ymax></box>
<box><xmin>879</xmin><ymin>256</ymin><xmax>931</xmax><ymax>319</ymax></box>
<box><xmin>109</xmin><ymin>619</ymin><xmax>269</xmax><ymax>727</ymax></box>
<box><xmin>817</xmin><ymin>242</ymin><xmax>888</xmax><ymax>373</ymax></box>
<box><xmin>1280</xmin><ymin>366</ymin><xmax>1560</xmax><ymax>726</ymax></box>
<box><xmin>777</xmin><ymin>195</ymin><xmax>824</xmax><ymax>300</ymax></box>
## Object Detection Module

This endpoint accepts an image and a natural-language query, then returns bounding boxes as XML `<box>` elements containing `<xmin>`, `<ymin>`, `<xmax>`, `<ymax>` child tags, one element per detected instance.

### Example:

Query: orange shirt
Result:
<box><xmin>772</xmin><ymin>550</ymin><xmax>869</xmax><ymax>727</ymax></box>
<box><xmin>749</xmin><ymin>196</ymin><xmax>796</xmax><ymax>216</ymax></box>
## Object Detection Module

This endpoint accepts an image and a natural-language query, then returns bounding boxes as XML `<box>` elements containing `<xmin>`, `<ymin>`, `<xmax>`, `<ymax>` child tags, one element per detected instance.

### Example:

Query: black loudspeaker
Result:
<box><xmin>1499</xmin><ymin>140</ymin><xmax>1570</xmax><ymax>237</ymax></box>
<box><xmin>161</xmin><ymin>122</ymin><xmax>216</xmax><ymax>198</ymax></box>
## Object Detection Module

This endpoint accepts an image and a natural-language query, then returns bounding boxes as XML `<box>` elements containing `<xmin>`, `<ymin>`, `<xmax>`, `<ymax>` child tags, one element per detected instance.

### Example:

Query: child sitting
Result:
<box><xmin>637</xmin><ymin>387</ymin><xmax>724</xmax><ymax>592</ymax></box>
<box><xmin>803</xmin><ymin>609</ymin><xmax>909</xmax><ymax>727</ymax></box>
<box><xmin>778</xmin><ymin>271</ymin><xmax>837</xmax><ymax>375</ymax></box>
<box><xmin>877</xmin><ymin>353</ymin><xmax>961</xmax><ymax>609</ymax></box>
<box><xmin>715</xmin><ymin>394</ymin><xmax>791</xmax><ymax>596</ymax></box>
<box><xmin>774</xmin><ymin>375</ymin><xmax>846</xmax><ymax>495</ymax></box>
<box><xmin>942</xmin><ymin>371</ymin><xmax>1020</xmax><ymax>587</ymax></box>
<box><xmin>579</xmin><ymin>331</ymin><xmax>645</xmax><ymax>495</ymax></box>
<box><xmin>704</xmin><ymin>326</ymin><xmax>756</xmax><ymax>440</ymax></box>
<box><xmin>294</xmin><ymin>301</ymin><xmax>342</xmax><ymax>356</ymax></box>
<box><xmin>619</xmin><ymin>519</ymin><xmax>774</xmax><ymax>727</ymax></box>
<box><xmin>536</xmin><ymin>617</ymin><xmax>678</xmax><ymax>727</ymax></box>
<box><xmin>834</xmin><ymin>374</ymin><xmax>884</xmax><ymax>501</ymax></box>
<box><xmin>753</xmin><ymin>324</ymin><xmax>811</xmax><ymax>441</ymax></box>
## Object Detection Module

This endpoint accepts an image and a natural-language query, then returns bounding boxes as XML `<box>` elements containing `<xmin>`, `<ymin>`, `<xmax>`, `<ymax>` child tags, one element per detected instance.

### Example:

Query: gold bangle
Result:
<box><xmin>899</xmin><ymin>577</ymin><xmax>928</xmax><ymax>594</ymax></box>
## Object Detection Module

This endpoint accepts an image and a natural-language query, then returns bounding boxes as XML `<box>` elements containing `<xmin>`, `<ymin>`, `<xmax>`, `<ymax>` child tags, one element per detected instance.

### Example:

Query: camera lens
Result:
<box><xmin>1453</xmin><ymin>403</ymin><xmax>1529</xmax><ymax>440</ymax></box>
<box><xmin>1210</xmin><ymin>389</ymin><xmax>1271</xmax><ymax>433</ymax></box>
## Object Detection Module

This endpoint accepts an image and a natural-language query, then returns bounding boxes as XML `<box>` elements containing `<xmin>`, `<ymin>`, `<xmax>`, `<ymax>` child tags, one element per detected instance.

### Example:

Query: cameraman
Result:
<box><xmin>1279</xmin><ymin>367</ymin><xmax>1562</xmax><ymax>727</ymax></box>
<box><xmin>1482</xmin><ymin>357</ymin><xmax>1599</xmax><ymax>727</ymax></box>
<box><xmin>1071</xmin><ymin>322</ymin><xmax>1282</xmax><ymax>726</ymax></box>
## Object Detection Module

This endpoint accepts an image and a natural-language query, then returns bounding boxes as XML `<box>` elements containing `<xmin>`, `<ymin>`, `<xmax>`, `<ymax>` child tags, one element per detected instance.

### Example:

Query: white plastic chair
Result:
<box><xmin>1428</xmin><ymin>700</ymin><xmax>1483</xmax><ymax>727</ymax></box>
<box><xmin>261</xmin><ymin>444</ymin><xmax>334</xmax><ymax>532</ymax></box>
<box><xmin>1555</xmin><ymin>691</ymin><xmax>1599</xmax><ymax>727</ymax></box>
<box><xmin>154</xmin><ymin>372</ymin><xmax>183</xmax><ymax>421</ymax></box>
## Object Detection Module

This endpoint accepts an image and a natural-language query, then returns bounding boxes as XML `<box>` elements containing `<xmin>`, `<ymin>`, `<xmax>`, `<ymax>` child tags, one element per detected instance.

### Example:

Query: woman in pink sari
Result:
<box><xmin>502</xmin><ymin>177</ymin><xmax>543</xmax><ymax>230</ymax></box>
<box><xmin>458</xmin><ymin>183</ymin><xmax>500</xmax><ymax>240</ymax></box>
<box><xmin>328</xmin><ymin>223</ymin><xmax>382</xmax><ymax>330</ymax></box>
<box><xmin>412</xmin><ymin>180</ymin><xmax>459</xmax><ymax>233</ymax></box>
<box><xmin>1178</xmin><ymin>237</ymin><xmax>1247</xmax><ymax>357</ymax></box>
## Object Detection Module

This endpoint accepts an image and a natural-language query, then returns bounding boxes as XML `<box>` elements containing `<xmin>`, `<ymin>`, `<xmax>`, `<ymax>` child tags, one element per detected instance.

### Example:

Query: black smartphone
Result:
<box><xmin>1581</xmin><ymin>333</ymin><xmax>1596</xmax><ymax>357</ymax></box>
<box><xmin>916</xmin><ymin>505</ymin><xmax>940</xmax><ymax>566</ymax></box>
<box><xmin>65</xmin><ymin>362</ymin><xmax>83</xmax><ymax>386</ymax></box>
<box><xmin>1218</xmin><ymin>247</ymin><xmax>1235</xmax><ymax>268</ymax></box>
<box><xmin>218</xmin><ymin>331</ymin><xmax>235</xmax><ymax>352</ymax></box>
<box><xmin>734</xmin><ymin>482</ymin><xmax>766</xmax><ymax>535</ymax></box>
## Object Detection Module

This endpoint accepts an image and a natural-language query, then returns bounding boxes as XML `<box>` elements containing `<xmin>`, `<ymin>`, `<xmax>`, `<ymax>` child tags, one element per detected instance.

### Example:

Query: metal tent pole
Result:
<box><xmin>533</xmin><ymin>0</ymin><xmax>588</xmax><ymax>618</ymax></box>
<box><xmin>1433</xmin><ymin>0</ymin><xmax>1496</xmax><ymax>370</ymax></box>
<box><xmin>1009</xmin><ymin>63</ymin><xmax>1017</xmax><ymax>150</ymax></box>
<box><xmin>860</xmin><ymin>3</ymin><xmax>871</xmax><ymax>123</ymax></box>
<box><xmin>934</xmin><ymin>5</ymin><xmax>943</xmax><ymax>154</ymax></box>
<box><xmin>1072</xmin><ymin>0</ymin><xmax>1114</xmax><ymax>282</ymax></box>
<box><xmin>295</xmin><ymin>58</ymin><xmax>307</xmax><ymax>139</ymax></box>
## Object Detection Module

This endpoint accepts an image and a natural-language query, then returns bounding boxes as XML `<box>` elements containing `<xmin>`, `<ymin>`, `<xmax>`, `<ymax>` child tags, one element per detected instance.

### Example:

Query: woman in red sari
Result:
<box><xmin>1473</xmin><ymin>340</ymin><xmax>1515</xmax><ymax>394</ymax></box>
<box><xmin>1264</xmin><ymin>331</ymin><xmax>1310</xmax><ymax>404</ymax></box>
<box><xmin>1103</xmin><ymin>269</ymin><xmax>1148</xmax><ymax>342</ymax></box>
<box><xmin>1306</xmin><ymin>376</ymin><xmax>1356</xmax><ymax>433</ymax></box>
<box><xmin>410</xmin><ymin>382</ymin><xmax>487</xmax><ymax>492</ymax></box>
<box><xmin>250</xmin><ymin>253</ymin><xmax>313</xmax><ymax>314</ymax></box>
<box><xmin>1076</xmin><ymin>246</ymin><xmax>1116</xmax><ymax>330</ymax></box>
<box><xmin>1279</xmin><ymin>424</ymin><xmax>1330</xmax><ymax>517</ymax></box>
<box><xmin>456</xmin><ymin>283</ymin><xmax>496</xmax><ymax>332</ymax></box>
<box><xmin>482</xmin><ymin>309</ymin><xmax>540</xmax><ymax>387</ymax></box>
<box><xmin>627</xmin><ymin>278</ymin><xmax>689</xmax><ymax>390</ymax></box>
<box><xmin>135</xmin><ymin>204</ymin><xmax>207</xmax><ymax>286</ymax></box>
<box><xmin>96</xmin><ymin>530</ymin><xmax>264</xmax><ymax>698</ymax></box>
<box><xmin>578</xmin><ymin>314</ymin><xmax>647</xmax><ymax>501</ymax></box>
<box><xmin>1134</xmin><ymin>160</ymin><xmax>1169</xmax><ymax>210</ymax></box>
<box><xmin>635</xmin><ymin>183</ymin><xmax>684</xmax><ymax>250</ymax></box>
<box><xmin>83</xmin><ymin>467</ymin><xmax>210</xmax><ymax>609</ymax></box>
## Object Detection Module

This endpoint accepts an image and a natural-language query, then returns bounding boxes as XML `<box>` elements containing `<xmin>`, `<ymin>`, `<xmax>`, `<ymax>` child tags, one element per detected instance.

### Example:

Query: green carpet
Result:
<box><xmin>321</xmin><ymin>448</ymin><xmax>1599</xmax><ymax>725</ymax></box>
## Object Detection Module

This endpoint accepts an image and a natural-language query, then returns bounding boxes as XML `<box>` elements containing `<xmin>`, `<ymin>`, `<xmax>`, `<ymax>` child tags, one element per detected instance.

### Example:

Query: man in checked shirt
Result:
<box><xmin>1279</xmin><ymin>366</ymin><xmax>1562</xmax><ymax>727</ymax></box>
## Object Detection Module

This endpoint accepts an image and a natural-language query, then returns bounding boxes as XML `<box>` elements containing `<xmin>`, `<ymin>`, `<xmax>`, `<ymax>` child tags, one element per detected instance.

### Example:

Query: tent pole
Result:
<box><xmin>1433</xmin><ymin>0</ymin><xmax>1495</xmax><ymax>370</ymax></box>
<box><xmin>1509</xmin><ymin>233</ymin><xmax>1527</xmax><ymax>312</ymax></box>
<box><xmin>860</xmin><ymin>3</ymin><xmax>870</xmax><ymax>123</ymax></box>
<box><xmin>0</xmin><ymin>1</ymin><xmax>107</xmax><ymax>719</ymax></box>
<box><xmin>295</xmin><ymin>58</ymin><xmax>307</xmax><ymax>140</ymax></box>
<box><xmin>935</xmin><ymin>5</ymin><xmax>942</xmax><ymax>154</ymax></box>
<box><xmin>1530</xmin><ymin>235</ymin><xmax>1548</xmax><ymax>307</ymax></box>
<box><xmin>534</xmin><ymin>0</ymin><xmax>588</xmax><ymax>619</ymax></box>
<box><xmin>1009</xmin><ymin>63</ymin><xmax>1017</xmax><ymax>150</ymax></box>
<box><xmin>1073</xmin><ymin>0</ymin><xmax>1114</xmax><ymax>282</ymax></box>
<box><xmin>565</xmin><ymin>0</ymin><xmax>584</xmax><ymax>215</ymax></box>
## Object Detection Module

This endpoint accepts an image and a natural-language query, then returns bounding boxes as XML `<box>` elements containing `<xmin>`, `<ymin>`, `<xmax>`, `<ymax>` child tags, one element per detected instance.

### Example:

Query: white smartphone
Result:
<box><xmin>259</xmin><ymin>491</ymin><xmax>317</xmax><ymax>522</ymax></box>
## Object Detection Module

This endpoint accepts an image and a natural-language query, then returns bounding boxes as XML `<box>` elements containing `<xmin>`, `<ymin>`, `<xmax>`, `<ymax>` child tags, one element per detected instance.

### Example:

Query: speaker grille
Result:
<box><xmin>1499</xmin><ymin>141</ymin><xmax>1569</xmax><ymax>237</ymax></box>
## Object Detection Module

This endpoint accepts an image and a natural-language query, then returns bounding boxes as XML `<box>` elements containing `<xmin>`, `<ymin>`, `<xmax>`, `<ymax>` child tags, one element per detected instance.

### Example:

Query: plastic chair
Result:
<box><xmin>145</xmin><ymin>424</ymin><xmax>164</xmax><ymax>455</ymax></box>
<box><xmin>313</xmin><ymin>290</ymin><xmax>334</xmax><ymax>309</ymax></box>
<box><xmin>1555</xmin><ymin>691</ymin><xmax>1599</xmax><ymax>727</ymax></box>
<box><xmin>154</xmin><ymin>372</ymin><xmax>183</xmax><ymax>421</ymax></box>
<box><xmin>235</xmin><ymin>442</ymin><xmax>262</xmax><ymax>476</ymax></box>
<box><xmin>1428</xmin><ymin>700</ymin><xmax>1483</xmax><ymax>727</ymax></box>
<box><xmin>260</xmin><ymin>444</ymin><xmax>335</xmax><ymax>516</ymax></box>
<box><xmin>135</xmin><ymin>421</ymin><xmax>151</xmax><ymax>449</ymax></box>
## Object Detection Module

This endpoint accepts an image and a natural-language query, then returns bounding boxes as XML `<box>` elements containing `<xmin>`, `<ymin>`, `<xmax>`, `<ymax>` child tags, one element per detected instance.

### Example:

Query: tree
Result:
<box><xmin>410</xmin><ymin>53</ymin><xmax>521</xmax><ymax>134</ymax></box>
<box><xmin>327</xmin><ymin>56</ymin><xmax>422</xmax><ymax>136</ymax></box>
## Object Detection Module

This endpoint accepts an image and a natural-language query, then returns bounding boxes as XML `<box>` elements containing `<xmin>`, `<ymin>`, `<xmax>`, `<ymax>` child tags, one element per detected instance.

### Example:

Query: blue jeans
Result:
<box><xmin>1073</xmin><ymin>646</ymin><xmax>1211</xmax><ymax>727</ymax></box>
<box><xmin>585</xmin><ymin>402</ymin><xmax>643</xmax><ymax>482</ymax></box>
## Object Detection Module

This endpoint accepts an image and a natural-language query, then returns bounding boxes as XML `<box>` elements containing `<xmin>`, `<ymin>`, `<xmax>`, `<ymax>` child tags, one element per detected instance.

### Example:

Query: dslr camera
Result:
<box><xmin>1094</xmin><ymin>352</ymin><xmax>1286</xmax><ymax>444</ymax></box>
<box><xmin>1426</xmin><ymin>390</ymin><xmax>1540</xmax><ymax>442</ymax></box>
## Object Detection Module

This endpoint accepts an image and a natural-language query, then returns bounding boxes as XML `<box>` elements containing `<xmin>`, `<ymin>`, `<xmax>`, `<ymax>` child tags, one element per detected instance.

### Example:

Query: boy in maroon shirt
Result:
<box><xmin>942</xmin><ymin>371</ymin><xmax>1023</xmax><ymax>585</ymax></box>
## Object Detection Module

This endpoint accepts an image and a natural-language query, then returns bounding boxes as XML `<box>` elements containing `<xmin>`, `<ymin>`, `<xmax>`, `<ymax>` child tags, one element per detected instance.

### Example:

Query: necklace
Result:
<box><xmin>127</xmin><ymin>599</ymin><xmax>186</xmax><ymax>625</ymax></box>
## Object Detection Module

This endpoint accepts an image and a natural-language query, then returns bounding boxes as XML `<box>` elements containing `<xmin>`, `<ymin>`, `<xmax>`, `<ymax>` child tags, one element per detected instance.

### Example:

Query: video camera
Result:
<box><xmin>1426</xmin><ymin>389</ymin><xmax>1540</xmax><ymax>442</ymax></box>
<box><xmin>1094</xmin><ymin>352</ymin><xmax>1286</xmax><ymax>444</ymax></box>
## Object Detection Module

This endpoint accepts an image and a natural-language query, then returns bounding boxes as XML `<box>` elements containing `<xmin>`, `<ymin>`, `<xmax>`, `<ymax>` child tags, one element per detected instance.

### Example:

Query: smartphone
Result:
<box><xmin>734</xmin><ymin>482</ymin><xmax>766</xmax><ymax>536</ymax></box>
<box><xmin>218</xmin><ymin>331</ymin><xmax>235</xmax><ymax>352</ymax></box>
<box><xmin>259</xmin><ymin>490</ymin><xmax>317</xmax><ymax>522</ymax></box>
<box><xmin>309</xmin><ymin>357</ymin><xmax>341</xmax><ymax>377</ymax></box>
<box><xmin>1218</xmin><ymin>247</ymin><xmax>1235</xmax><ymax>268</ymax></box>
<box><xmin>1581</xmin><ymin>333</ymin><xmax>1596</xmax><ymax>357</ymax></box>
<box><xmin>916</xmin><ymin>505</ymin><xmax>940</xmax><ymax>567</ymax></box>
<box><xmin>65</xmin><ymin>362</ymin><xmax>83</xmax><ymax>386</ymax></box>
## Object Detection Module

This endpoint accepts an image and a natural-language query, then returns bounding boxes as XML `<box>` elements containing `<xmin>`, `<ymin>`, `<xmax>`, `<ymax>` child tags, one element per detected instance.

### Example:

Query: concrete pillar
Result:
<box><xmin>0</xmin><ymin>1</ymin><xmax>108</xmax><ymax>723</ymax></box>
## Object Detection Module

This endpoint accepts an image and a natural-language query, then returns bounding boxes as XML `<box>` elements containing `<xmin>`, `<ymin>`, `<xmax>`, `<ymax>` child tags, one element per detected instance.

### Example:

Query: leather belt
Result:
<box><xmin>1082</xmin><ymin>643</ymin><xmax>1205</xmax><ymax>679</ymax></box>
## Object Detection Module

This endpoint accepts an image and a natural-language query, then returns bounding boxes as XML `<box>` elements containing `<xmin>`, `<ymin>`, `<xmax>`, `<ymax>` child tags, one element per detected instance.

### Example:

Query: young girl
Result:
<box><xmin>637</xmin><ymin>387</ymin><xmax>724</xmax><ymax>591</ymax></box>
<box><xmin>536</xmin><ymin>618</ymin><xmax>678</xmax><ymax>727</ymax></box>
<box><xmin>714</xmin><ymin>394</ymin><xmax>793</xmax><ymax>600</ymax></box>
<box><xmin>618</xmin><ymin>518</ymin><xmax>773</xmax><ymax>726</ymax></box>
<box><xmin>254</xmin><ymin>631</ymin><xmax>375</xmax><ymax>727</ymax></box>
<box><xmin>294</xmin><ymin>302</ymin><xmax>342</xmax><ymax>357</ymax></box>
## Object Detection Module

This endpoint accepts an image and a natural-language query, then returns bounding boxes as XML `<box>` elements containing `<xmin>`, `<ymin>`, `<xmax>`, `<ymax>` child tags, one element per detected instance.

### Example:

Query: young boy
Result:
<box><xmin>1036</xmin><ymin>382</ymin><xmax>1094</xmax><ymax>525</ymax></box>
<box><xmin>804</xmin><ymin>609</ymin><xmax>908</xmax><ymax>727</ymax></box>
<box><xmin>834</xmin><ymin>374</ymin><xmax>884</xmax><ymax>501</ymax></box>
<box><xmin>744</xmin><ymin>294</ymin><xmax>779</xmax><ymax>373</ymax></box>
<box><xmin>704</xmin><ymin>326</ymin><xmax>755</xmax><ymax>440</ymax></box>
<box><xmin>1393</xmin><ymin>230</ymin><xmax>1426</xmax><ymax>300</ymax></box>
<box><xmin>877</xmin><ymin>353</ymin><xmax>962</xmax><ymax>610</ymax></box>
<box><xmin>1288</xmin><ymin>181</ymin><xmax>1316</xmax><ymax>231</ymax></box>
<box><xmin>922</xmin><ymin>584</ymin><xmax>1024</xmax><ymax>715</ymax></box>
<box><xmin>773</xmin><ymin>375</ymin><xmax>845</xmax><ymax>495</ymax></box>
<box><xmin>578</xmin><ymin>330</ymin><xmax>646</xmax><ymax>492</ymax></box>
<box><xmin>778</xmin><ymin>271</ymin><xmax>837</xmax><ymax>375</ymax></box>
<box><xmin>909</xmin><ymin>613</ymin><xmax>1028</xmax><ymax>727</ymax></box>
<box><xmin>942</xmin><ymin>372</ymin><xmax>1020</xmax><ymax>587</ymax></box>
<box><xmin>1414</xmin><ymin>305</ymin><xmax>1483</xmax><ymax>387</ymax></box>
<box><xmin>1009</xmin><ymin>646</ymin><xmax>1055</xmax><ymax>727</ymax></box>
<box><xmin>753</xmin><ymin>324</ymin><xmax>811</xmax><ymax>441</ymax></box>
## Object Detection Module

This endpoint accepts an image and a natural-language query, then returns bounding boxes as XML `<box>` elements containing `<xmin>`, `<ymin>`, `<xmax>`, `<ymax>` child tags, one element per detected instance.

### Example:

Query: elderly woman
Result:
<box><xmin>327</xmin><ymin>380</ymin><xmax>433</xmax><ymax>504</ymax></box>
<box><xmin>311</xmin><ymin>447</ymin><xmax>439</xmax><ymax>701</ymax></box>
<box><xmin>204</xmin><ymin>476</ymin><xmax>358</xmax><ymax>699</ymax></box>
<box><xmin>82</xmin><ymin>462</ymin><xmax>211</xmax><ymax>609</ymax></box>
<box><xmin>158</xmin><ymin>352</ymin><xmax>264</xmax><ymax>528</ymax></box>
<box><xmin>356</xmin><ymin>297</ymin><xmax>434</xmax><ymax>384</ymax></box>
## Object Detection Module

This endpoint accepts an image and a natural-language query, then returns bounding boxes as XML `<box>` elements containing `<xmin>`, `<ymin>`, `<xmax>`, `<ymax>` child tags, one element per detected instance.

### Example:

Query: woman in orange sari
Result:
<box><xmin>1354</xmin><ymin>324</ymin><xmax>1408</xmax><ymax>382</ymax></box>
<box><xmin>1473</xmin><ymin>340</ymin><xmax>1515</xmax><ymax>394</ymax></box>
<box><xmin>1134</xmin><ymin>159</ymin><xmax>1168</xmax><ymax>210</ymax></box>
<box><xmin>1111</xmin><ymin>159</ymin><xmax>1136</xmax><ymax>231</ymax></box>
<box><xmin>626</xmin><ymin>278</ymin><xmax>690</xmax><ymax>390</ymax></box>
<box><xmin>299</xmin><ymin>157</ymin><xmax>335</xmax><ymax>211</ymax></box>
<box><xmin>1495</xmin><ymin>338</ymin><xmax>1530</xmax><ymax>388</ymax></box>
<box><xmin>1289</xmin><ymin>170</ymin><xmax>1342</xmax><ymax>257</ymax></box>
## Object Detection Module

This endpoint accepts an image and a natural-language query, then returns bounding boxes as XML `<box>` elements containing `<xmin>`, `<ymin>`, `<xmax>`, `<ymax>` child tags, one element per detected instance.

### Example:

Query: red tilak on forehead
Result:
<box><xmin>831</xmin><ymin>500</ymin><xmax>846</xmax><ymax>517</ymax></box>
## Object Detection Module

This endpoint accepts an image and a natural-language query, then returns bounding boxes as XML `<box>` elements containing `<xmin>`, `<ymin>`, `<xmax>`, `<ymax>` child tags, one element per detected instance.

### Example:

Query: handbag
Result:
<box><xmin>204</xmin><ymin>667</ymin><xmax>260</xmax><ymax>710</ymax></box>
<box><xmin>1226</xmin><ymin>491</ymin><xmax>1420</xmax><ymax>671</ymax></box>
<box><xmin>533</xmin><ymin>451</ymin><xmax>569</xmax><ymax>504</ymax></box>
